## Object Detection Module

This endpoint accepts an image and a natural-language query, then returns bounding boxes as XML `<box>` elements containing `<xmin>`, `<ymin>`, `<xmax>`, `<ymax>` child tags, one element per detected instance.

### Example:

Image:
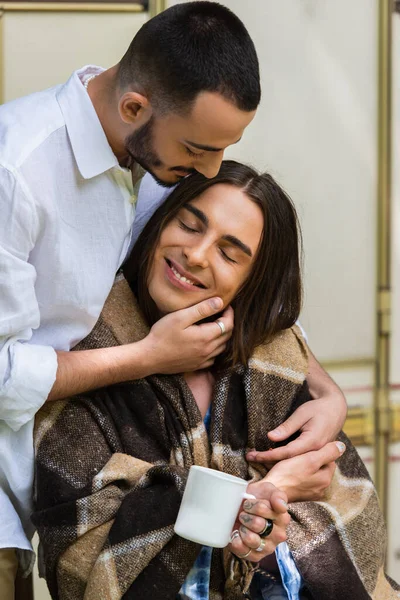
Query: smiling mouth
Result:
<box><xmin>165</xmin><ymin>259</ymin><xmax>206</xmax><ymax>289</ymax></box>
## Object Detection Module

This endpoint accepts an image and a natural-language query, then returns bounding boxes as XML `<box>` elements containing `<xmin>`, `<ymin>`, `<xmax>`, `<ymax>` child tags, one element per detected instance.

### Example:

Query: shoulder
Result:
<box><xmin>248</xmin><ymin>325</ymin><xmax>309</xmax><ymax>384</ymax></box>
<box><xmin>0</xmin><ymin>85</ymin><xmax>65</xmax><ymax>170</ymax></box>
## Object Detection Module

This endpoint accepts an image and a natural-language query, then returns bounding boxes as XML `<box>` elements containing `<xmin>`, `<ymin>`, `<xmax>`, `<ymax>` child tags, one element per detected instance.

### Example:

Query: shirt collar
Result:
<box><xmin>56</xmin><ymin>66</ymin><xmax>119</xmax><ymax>179</ymax></box>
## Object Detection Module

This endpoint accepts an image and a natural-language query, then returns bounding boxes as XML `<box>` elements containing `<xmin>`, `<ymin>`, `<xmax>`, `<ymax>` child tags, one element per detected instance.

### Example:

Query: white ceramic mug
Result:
<box><xmin>174</xmin><ymin>465</ymin><xmax>256</xmax><ymax>548</ymax></box>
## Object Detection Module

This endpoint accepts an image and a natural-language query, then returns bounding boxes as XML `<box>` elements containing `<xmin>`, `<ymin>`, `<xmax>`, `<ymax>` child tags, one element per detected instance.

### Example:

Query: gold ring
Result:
<box><xmin>215</xmin><ymin>319</ymin><xmax>226</xmax><ymax>336</ymax></box>
<box><xmin>255</xmin><ymin>539</ymin><xmax>266</xmax><ymax>552</ymax></box>
<box><xmin>238</xmin><ymin>548</ymin><xmax>252</xmax><ymax>559</ymax></box>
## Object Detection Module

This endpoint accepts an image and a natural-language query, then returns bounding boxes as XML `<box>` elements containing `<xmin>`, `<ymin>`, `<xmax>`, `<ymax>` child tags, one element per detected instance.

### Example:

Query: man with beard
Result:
<box><xmin>0</xmin><ymin>2</ymin><xmax>346</xmax><ymax>598</ymax></box>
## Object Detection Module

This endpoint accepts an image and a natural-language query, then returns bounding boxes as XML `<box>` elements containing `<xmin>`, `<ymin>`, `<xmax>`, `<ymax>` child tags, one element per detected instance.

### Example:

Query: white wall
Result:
<box><xmin>170</xmin><ymin>0</ymin><xmax>378</xmax><ymax>363</ymax></box>
<box><xmin>2</xmin><ymin>10</ymin><xmax>147</xmax><ymax>101</ymax></box>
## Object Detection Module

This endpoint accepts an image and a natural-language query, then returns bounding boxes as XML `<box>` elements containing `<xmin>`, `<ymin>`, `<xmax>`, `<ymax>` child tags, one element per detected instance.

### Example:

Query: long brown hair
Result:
<box><xmin>123</xmin><ymin>160</ymin><xmax>302</xmax><ymax>367</ymax></box>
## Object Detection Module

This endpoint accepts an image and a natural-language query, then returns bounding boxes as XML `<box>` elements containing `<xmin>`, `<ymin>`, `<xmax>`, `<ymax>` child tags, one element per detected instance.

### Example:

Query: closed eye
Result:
<box><xmin>220</xmin><ymin>248</ymin><xmax>237</xmax><ymax>264</ymax></box>
<box><xmin>178</xmin><ymin>219</ymin><xmax>199</xmax><ymax>233</ymax></box>
<box><xmin>185</xmin><ymin>146</ymin><xmax>205</xmax><ymax>158</ymax></box>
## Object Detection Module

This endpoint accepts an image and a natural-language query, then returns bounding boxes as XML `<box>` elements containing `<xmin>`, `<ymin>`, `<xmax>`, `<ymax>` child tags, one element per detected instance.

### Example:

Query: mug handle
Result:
<box><xmin>243</xmin><ymin>493</ymin><xmax>257</xmax><ymax>500</ymax></box>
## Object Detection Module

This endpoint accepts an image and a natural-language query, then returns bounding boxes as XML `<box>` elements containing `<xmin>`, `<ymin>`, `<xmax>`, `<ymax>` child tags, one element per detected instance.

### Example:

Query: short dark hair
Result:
<box><xmin>118</xmin><ymin>2</ymin><xmax>260</xmax><ymax>114</ymax></box>
<box><xmin>123</xmin><ymin>161</ymin><xmax>302</xmax><ymax>367</ymax></box>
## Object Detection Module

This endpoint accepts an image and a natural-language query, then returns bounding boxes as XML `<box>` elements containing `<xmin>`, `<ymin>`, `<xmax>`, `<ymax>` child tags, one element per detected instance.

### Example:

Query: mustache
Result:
<box><xmin>169</xmin><ymin>167</ymin><xmax>197</xmax><ymax>175</ymax></box>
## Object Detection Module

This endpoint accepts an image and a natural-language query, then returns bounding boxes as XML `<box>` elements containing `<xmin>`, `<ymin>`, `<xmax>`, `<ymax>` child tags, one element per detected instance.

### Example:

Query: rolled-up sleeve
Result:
<box><xmin>0</xmin><ymin>165</ymin><xmax>57</xmax><ymax>431</ymax></box>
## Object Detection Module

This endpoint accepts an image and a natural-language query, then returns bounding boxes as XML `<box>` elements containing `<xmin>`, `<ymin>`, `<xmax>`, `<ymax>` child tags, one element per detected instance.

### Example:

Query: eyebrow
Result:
<box><xmin>184</xmin><ymin>137</ymin><xmax>242</xmax><ymax>153</ymax></box>
<box><xmin>184</xmin><ymin>204</ymin><xmax>253</xmax><ymax>257</ymax></box>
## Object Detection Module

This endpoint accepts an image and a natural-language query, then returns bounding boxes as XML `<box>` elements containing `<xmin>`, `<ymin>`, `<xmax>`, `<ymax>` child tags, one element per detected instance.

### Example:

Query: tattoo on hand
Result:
<box><xmin>240</xmin><ymin>525</ymin><xmax>248</xmax><ymax>535</ymax></box>
<box><xmin>243</xmin><ymin>501</ymin><xmax>257</xmax><ymax>510</ymax></box>
<box><xmin>241</xmin><ymin>514</ymin><xmax>253</xmax><ymax>524</ymax></box>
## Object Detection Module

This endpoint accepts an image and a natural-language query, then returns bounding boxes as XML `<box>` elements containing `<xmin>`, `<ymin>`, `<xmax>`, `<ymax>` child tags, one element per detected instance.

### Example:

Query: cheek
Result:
<box><xmin>154</xmin><ymin>136</ymin><xmax>180</xmax><ymax>165</ymax></box>
<box><xmin>215</xmin><ymin>267</ymin><xmax>250</xmax><ymax>306</ymax></box>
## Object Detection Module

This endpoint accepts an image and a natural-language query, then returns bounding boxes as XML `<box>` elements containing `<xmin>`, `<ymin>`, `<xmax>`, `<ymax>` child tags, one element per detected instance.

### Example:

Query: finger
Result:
<box><xmin>242</xmin><ymin>499</ymin><xmax>281</xmax><ymax>520</ymax></box>
<box><xmin>198</xmin><ymin>305</ymin><xmax>234</xmax><ymax>339</ymax></box>
<box><xmin>238</xmin><ymin>512</ymin><xmax>267</xmax><ymax>534</ymax></box>
<box><xmin>310</xmin><ymin>441</ymin><xmax>346</xmax><ymax>467</ymax></box>
<box><xmin>207</xmin><ymin>342</ymin><xmax>227</xmax><ymax>359</ymax></box>
<box><xmin>268</xmin><ymin>489</ymin><xmax>289</xmax><ymax>514</ymax></box>
<box><xmin>295</xmin><ymin>441</ymin><xmax>346</xmax><ymax>472</ymax></box>
<box><xmin>196</xmin><ymin>343</ymin><xmax>230</xmax><ymax>368</ymax></box>
<box><xmin>267</xmin><ymin>407</ymin><xmax>310</xmax><ymax>442</ymax></box>
<box><xmin>219</xmin><ymin>304</ymin><xmax>234</xmax><ymax>329</ymax></box>
<box><xmin>229</xmin><ymin>532</ymin><xmax>253</xmax><ymax>559</ymax></box>
<box><xmin>197</xmin><ymin>359</ymin><xmax>215</xmax><ymax>370</ymax></box>
<box><xmin>248</xmin><ymin>432</ymin><xmax>319</xmax><ymax>462</ymax></box>
<box><xmin>253</xmin><ymin>438</ymin><xmax>347</xmax><ymax>468</ymax></box>
<box><xmin>178</xmin><ymin>297</ymin><xmax>224</xmax><ymax>328</ymax></box>
<box><xmin>242</xmin><ymin>499</ymin><xmax>270</xmax><ymax>518</ymax></box>
<box><xmin>239</xmin><ymin>525</ymin><xmax>262</xmax><ymax>549</ymax></box>
<box><xmin>229</xmin><ymin>532</ymin><xmax>278</xmax><ymax>563</ymax></box>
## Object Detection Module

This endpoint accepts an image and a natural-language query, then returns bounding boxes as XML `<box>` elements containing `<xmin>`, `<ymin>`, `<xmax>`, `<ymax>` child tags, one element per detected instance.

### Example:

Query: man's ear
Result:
<box><xmin>118</xmin><ymin>92</ymin><xmax>152</xmax><ymax>126</ymax></box>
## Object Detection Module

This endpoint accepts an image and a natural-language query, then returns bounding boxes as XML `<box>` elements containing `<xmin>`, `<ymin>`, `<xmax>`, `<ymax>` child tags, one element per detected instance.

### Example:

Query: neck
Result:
<box><xmin>87</xmin><ymin>65</ymin><xmax>131</xmax><ymax>163</ymax></box>
<box><xmin>184</xmin><ymin>370</ymin><xmax>214</xmax><ymax>419</ymax></box>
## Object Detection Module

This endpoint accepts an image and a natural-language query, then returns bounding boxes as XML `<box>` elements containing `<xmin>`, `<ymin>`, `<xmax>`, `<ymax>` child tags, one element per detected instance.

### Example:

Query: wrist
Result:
<box><xmin>108</xmin><ymin>338</ymin><xmax>156</xmax><ymax>382</ymax></box>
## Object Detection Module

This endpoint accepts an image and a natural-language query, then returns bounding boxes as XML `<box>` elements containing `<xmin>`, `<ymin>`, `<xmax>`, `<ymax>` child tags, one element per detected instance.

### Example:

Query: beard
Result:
<box><xmin>124</xmin><ymin>117</ymin><xmax>195</xmax><ymax>188</ymax></box>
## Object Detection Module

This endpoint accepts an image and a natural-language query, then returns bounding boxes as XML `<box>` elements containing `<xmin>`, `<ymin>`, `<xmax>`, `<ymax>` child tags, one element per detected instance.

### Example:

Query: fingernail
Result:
<box><xmin>336</xmin><ymin>441</ymin><xmax>346</xmax><ymax>454</ymax></box>
<box><xmin>210</xmin><ymin>298</ymin><xmax>223</xmax><ymax>310</ymax></box>
<box><xmin>247</xmin><ymin>452</ymin><xmax>257</xmax><ymax>460</ymax></box>
<box><xmin>279</xmin><ymin>499</ymin><xmax>288</xmax><ymax>509</ymax></box>
<box><xmin>271</xmin><ymin>428</ymin><xmax>282</xmax><ymax>436</ymax></box>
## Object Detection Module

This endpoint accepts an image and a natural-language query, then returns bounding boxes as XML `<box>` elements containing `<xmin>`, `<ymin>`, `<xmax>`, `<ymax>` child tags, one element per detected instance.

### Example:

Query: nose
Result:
<box><xmin>184</xmin><ymin>240</ymin><xmax>210</xmax><ymax>269</ymax></box>
<box><xmin>194</xmin><ymin>151</ymin><xmax>224</xmax><ymax>179</ymax></box>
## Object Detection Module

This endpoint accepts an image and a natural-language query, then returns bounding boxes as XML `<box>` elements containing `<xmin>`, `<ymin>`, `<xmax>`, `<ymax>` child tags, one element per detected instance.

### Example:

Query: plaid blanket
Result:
<box><xmin>32</xmin><ymin>277</ymin><xmax>399</xmax><ymax>600</ymax></box>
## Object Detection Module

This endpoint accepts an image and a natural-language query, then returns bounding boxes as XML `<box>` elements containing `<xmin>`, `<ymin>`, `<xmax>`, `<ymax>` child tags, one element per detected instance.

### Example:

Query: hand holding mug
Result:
<box><xmin>174</xmin><ymin>466</ymin><xmax>256</xmax><ymax>548</ymax></box>
<box><xmin>229</xmin><ymin>482</ymin><xmax>290</xmax><ymax>562</ymax></box>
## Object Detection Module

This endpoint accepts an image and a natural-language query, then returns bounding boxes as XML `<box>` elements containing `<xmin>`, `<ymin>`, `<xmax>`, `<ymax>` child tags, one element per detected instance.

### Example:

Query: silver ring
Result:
<box><xmin>255</xmin><ymin>539</ymin><xmax>266</xmax><ymax>552</ymax></box>
<box><xmin>215</xmin><ymin>319</ymin><xmax>226</xmax><ymax>336</ymax></box>
<box><xmin>230</xmin><ymin>529</ymin><xmax>240</xmax><ymax>543</ymax></box>
<box><xmin>238</xmin><ymin>548</ymin><xmax>252</xmax><ymax>559</ymax></box>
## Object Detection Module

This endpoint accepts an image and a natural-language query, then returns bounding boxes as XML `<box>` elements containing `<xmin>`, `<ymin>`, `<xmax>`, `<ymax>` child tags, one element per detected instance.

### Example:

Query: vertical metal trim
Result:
<box><xmin>374</xmin><ymin>0</ymin><xmax>393</xmax><ymax>520</ymax></box>
<box><xmin>148</xmin><ymin>0</ymin><xmax>166</xmax><ymax>19</ymax></box>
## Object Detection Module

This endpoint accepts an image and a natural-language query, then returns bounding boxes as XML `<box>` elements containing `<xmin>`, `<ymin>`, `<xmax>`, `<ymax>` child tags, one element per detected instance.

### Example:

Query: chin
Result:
<box><xmin>160</xmin><ymin>299</ymin><xmax>197</xmax><ymax>314</ymax></box>
<box><xmin>147</xmin><ymin>169</ymin><xmax>181</xmax><ymax>189</ymax></box>
<box><xmin>152</xmin><ymin>293</ymin><xmax>204</xmax><ymax>316</ymax></box>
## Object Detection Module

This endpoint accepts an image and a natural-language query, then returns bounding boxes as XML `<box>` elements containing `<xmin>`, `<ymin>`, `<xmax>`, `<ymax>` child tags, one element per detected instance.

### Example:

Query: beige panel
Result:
<box><xmin>2</xmin><ymin>10</ymin><xmax>147</xmax><ymax>101</ymax></box>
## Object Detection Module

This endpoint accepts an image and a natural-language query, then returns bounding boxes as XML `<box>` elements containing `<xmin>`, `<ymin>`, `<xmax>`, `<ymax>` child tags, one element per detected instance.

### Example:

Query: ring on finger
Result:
<box><xmin>238</xmin><ymin>548</ymin><xmax>252</xmax><ymax>559</ymax></box>
<box><xmin>215</xmin><ymin>319</ymin><xmax>226</xmax><ymax>336</ymax></box>
<box><xmin>230</xmin><ymin>530</ymin><xmax>240</xmax><ymax>543</ymax></box>
<box><xmin>255</xmin><ymin>538</ymin><xmax>266</xmax><ymax>553</ymax></box>
<box><xmin>259</xmin><ymin>519</ymin><xmax>274</xmax><ymax>538</ymax></box>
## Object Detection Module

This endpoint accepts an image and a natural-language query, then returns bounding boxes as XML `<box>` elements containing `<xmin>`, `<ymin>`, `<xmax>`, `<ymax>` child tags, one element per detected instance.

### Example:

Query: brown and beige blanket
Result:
<box><xmin>32</xmin><ymin>277</ymin><xmax>400</xmax><ymax>600</ymax></box>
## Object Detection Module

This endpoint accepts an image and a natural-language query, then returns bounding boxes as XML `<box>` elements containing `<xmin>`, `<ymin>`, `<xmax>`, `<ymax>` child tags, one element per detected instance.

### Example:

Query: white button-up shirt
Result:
<box><xmin>0</xmin><ymin>65</ymin><xmax>307</xmax><ymax>576</ymax></box>
<box><xmin>0</xmin><ymin>66</ymin><xmax>163</xmax><ymax>571</ymax></box>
